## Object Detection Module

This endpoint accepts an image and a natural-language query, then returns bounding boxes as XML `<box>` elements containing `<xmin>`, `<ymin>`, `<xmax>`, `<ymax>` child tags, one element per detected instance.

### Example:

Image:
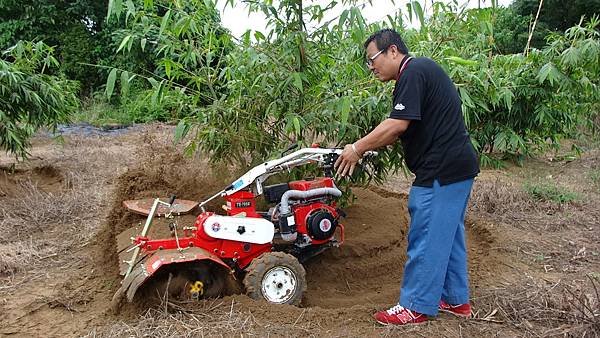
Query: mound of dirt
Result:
<box><xmin>96</xmin><ymin>150</ymin><xmax>227</xmax><ymax>255</ymax></box>
<box><xmin>0</xmin><ymin>164</ymin><xmax>64</xmax><ymax>198</ymax></box>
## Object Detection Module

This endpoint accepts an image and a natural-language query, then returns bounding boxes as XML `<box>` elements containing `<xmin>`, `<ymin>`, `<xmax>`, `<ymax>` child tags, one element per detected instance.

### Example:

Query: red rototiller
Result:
<box><xmin>112</xmin><ymin>147</ymin><xmax>374</xmax><ymax>306</ymax></box>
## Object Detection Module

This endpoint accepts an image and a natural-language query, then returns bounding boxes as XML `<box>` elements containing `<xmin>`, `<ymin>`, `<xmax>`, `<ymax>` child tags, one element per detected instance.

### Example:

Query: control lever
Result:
<box><xmin>281</xmin><ymin>143</ymin><xmax>299</xmax><ymax>157</ymax></box>
<box><xmin>168</xmin><ymin>194</ymin><xmax>176</xmax><ymax>207</ymax></box>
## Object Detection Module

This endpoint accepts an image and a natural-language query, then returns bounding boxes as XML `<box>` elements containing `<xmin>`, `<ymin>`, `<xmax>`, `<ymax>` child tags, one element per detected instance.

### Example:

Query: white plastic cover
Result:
<box><xmin>203</xmin><ymin>215</ymin><xmax>275</xmax><ymax>244</ymax></box>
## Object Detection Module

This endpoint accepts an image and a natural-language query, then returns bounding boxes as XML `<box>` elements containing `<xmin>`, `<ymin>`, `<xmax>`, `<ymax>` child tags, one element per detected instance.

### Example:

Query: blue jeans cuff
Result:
<box><xmin>399</xmin><ymin>298</ymin><xmax>439</xmax><ymax>316</ymax></box>
<box><xmin>442</xmin><ymin>294</ymin><xmax>470</xmax><ymax>305</ymax></box>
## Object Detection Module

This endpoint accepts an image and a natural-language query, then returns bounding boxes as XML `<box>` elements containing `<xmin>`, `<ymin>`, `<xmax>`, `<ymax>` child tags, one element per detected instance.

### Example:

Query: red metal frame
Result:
<box><xmin>288</xmin><ymin>177</ymin><xmax>335</xmax><ymax>191</ymax></box>
<box><xmin>225</xmin><ymin>191</ymin><xmax>261</xmax><ymax>218</ymax></box>
<box><xmin>134</xmin><ymin>211</ymin><xmax>272</xmax><ymax>270</ymax></box>
<box><xmin>132</xmin><ymin>177</ymin><xmax>343</xmax><ymax>271</ymax></box>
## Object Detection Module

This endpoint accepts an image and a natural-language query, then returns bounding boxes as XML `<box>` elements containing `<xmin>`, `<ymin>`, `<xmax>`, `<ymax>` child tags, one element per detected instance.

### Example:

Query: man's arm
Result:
<box><xmin>334</xmin><ymin>118</ymin><xmax>410</xmax><ymax>177</ymax></box>
<box><xmin>354</xmin><ymin>118</ymin><xmax>410</xmax><ymax>154</ymax></box>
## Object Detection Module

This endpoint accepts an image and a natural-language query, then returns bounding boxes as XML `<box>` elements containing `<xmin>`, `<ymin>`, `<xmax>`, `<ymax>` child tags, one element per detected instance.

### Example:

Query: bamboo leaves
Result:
<box><xmin>105</xmin><ymin>68</ymin><xmax>117</xmax><ymax>99</ymax></box>
<box><xmin>1</xmin><ymin>41</ymin><xmax>77</xmax><ymax>159</ymax></box>
<box><xmin>159</xmin><ymin>10</ymin><xmax>171</xmax><ymax>38</ymax></box>
<box><xmin>537</xmin><ymin>62</ymin><xmax>560</xmax><ymax>85</ymax></box>
<box><xmin>291</xmin><ymin>72</ymin><xmax>303</xmax><ymax>91</ymax></box>
<box><xmin>116</xmin><ymin>35</ymin><xmax>133</xmax><ymax>53</ymax></box>
<box><xmin>120</xmin><ymin>71</ymin><xmax>131</xmax><ymax>95</ymax></box>
<box><xmin>105</xmin><ymin>0</ymin><xmax>599</xmax><ymax>174</ymax></box>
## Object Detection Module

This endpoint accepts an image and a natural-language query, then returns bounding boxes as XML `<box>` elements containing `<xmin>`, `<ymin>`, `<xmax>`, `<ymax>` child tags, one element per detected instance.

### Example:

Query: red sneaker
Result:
<box><xmin>373</xmin><ymin>305</ymin><xmax>427</xmax><ymax>326</ymax></box>
<box><xmin>439</xmin><ymin>300</ymin><xmax>471</xmax><ymax>318</ymax></box>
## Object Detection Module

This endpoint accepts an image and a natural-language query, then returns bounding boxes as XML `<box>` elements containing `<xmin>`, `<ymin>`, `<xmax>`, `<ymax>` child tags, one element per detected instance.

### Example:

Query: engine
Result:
<box><xmin>264</xmin><ymin>177</ymin><xmax>342</xmax><ymax>244</ymax></box>
<box><xmin>193</xmin><ymin>176</ymin><xmax>343</xmax><ymax>268</ymax></box>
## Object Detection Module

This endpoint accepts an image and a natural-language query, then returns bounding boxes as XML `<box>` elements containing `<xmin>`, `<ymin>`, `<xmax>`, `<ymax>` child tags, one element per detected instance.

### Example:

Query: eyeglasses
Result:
<box><xmin>366</xmin><ymin>49</ymin><xmax>385</xmax><ymax>67</ymax></box>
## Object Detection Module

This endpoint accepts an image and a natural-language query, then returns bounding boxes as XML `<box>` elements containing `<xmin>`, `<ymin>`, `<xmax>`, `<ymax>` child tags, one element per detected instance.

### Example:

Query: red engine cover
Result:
<box><xmin>288</xmin><ymin>177</ymin><xmax>334</xmax><ymax>191</ymax></box>
<box><xmin>293</xmin><ymin>202</ymin><xmax>339</xmax><ymax>245</ymax></box>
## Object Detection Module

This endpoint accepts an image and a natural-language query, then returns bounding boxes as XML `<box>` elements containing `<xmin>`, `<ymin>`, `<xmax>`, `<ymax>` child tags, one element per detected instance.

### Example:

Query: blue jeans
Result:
<box><xmin>398</xmin><ymin>179</ymin><xmax>474</xmax><ymax>316</ymax></box>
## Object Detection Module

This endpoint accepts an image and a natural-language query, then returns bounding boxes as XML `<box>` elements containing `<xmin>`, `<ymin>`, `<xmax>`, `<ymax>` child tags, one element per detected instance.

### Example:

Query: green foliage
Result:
<box><xmin>417</xmin><ymin>5</ymin><xmax>600</xmax><ymax>167</ymax></box>
<box><xmin>0</xmin><ymin>41</ymin><xmax>78</xmax><ymax>158</ymax></box>
<box><xmin>74</xmin><ymin>96</ymin><xmax>130</xmax><ymax>126</ymax></box>
<box><xmin>155</xmin><ymin>0</ymin><xmax>398</xmax><ymax>183</ymax></box>
<box><xmin>97</xmin><ymin>0</ymin><xmax>234</xmax><ymax>135</ymax></box>
<box><xmin>105</xmin><ymin>0</ymin><xmax>233</xmax><ymax>107</ymax></box>
<box><xmin>523</xmin><ymin>180</ymin><xmax>579</xmax><ymax>203</ymax></box>
<box><xmin>496</xmin><ymin>0</ymin><xmax>600</xmax><ymax>54</ymax></box>
<box><xmin>0</xmin><ymin>0</ymin><xmax>113</xmax><ymax>94</ymax></box>
<box><xmin>512</xmin><ymin>0</ymin><xmax>600</xmax><ymax>33</ymax></box>
<box><xmin>493</xmin><ymin>6</ymin><xmax>548</xmax><ymax>54</ymax></box>
<box><xmin>76</xmin><ymin>85</ymin><xmax>192</xmax><ymax>126</ymax></box>
<box><xmin>109</xmin><ymin>0</ymin><xmax>600</xmax><ymax>183</ymax></box>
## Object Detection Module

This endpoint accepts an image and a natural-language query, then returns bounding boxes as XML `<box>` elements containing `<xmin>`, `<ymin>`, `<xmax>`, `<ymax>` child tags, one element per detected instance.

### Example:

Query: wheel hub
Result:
<box><xmin>261</xmin><ymin>266</ymin><xmax>297</xmax><ymax>304</ymax></box>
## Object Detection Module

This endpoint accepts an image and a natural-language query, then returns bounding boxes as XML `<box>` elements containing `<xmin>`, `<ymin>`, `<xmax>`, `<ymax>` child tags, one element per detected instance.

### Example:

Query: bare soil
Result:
<box><xmin>1</xmin><ymin>124</ymin><xmax>598</xmax><ymax>337</ymax></box>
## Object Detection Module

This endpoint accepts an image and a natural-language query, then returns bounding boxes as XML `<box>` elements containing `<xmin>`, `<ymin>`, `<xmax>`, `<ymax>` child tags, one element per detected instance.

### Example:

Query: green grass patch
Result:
<box><xmin>523</xmin><ymin>180</ymin><xmax>579</xmax><ymax>203</ymax></box>
<box><xmin>74</xmin><ymin>89</ymin><xmax>189</xmax><ymax>127</ymax></box>
<box><xmin>73</xmin><ymin>97</ymin><xmax>135</xmax><ymax>127</ymax></box>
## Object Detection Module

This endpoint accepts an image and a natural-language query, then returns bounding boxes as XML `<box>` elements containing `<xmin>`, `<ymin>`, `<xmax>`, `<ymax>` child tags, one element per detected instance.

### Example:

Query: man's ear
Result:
<box><xmin>388</xmin><ymin>44</ymin><xmax>399</xmax><ymax>57</ymax></box>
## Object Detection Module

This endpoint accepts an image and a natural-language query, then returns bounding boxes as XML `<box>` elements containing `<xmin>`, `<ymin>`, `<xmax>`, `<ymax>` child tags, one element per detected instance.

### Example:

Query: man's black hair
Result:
<box><xmin>363</xmin><ymin>29</ymin><xmax>409</xmax><ymax>54</ymax></box>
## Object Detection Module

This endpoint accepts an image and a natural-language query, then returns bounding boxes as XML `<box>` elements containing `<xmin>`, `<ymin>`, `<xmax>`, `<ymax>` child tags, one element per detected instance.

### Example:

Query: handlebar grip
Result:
<box><xmin>168</xmin><ymin>195</ymin><xmax>176</xmax><ymax>206</ymax></box>
<box><xmin>333</xmin><ymin>148</ymin><xmax>378</xmax><ymax>157</ymax></box>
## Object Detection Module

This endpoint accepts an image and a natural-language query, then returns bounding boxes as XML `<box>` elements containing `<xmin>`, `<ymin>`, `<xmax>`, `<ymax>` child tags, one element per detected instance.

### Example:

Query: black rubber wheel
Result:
<box><xmin>243</xmin><ymin>252</ymin><xmax>306</xmax><ymax>305</ymax></box>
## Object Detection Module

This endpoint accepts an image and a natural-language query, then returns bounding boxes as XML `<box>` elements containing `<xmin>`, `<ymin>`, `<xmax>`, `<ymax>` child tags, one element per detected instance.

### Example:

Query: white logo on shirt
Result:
<box><xmin>394</xmin><ymin>103</ymin><xmax>405</xmax><ymax>111</ymax></box>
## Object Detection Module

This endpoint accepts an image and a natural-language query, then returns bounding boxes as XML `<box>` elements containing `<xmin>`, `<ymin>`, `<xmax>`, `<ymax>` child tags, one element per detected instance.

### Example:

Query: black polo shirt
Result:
<box><xmin>390</xmin><ymin>56</ymin><xmax>479</xmax><ymax>187</ymax></box>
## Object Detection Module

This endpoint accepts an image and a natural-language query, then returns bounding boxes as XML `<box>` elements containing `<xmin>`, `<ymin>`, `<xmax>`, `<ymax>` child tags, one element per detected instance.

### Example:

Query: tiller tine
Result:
<box><xmin>114</xmin><ymin>247</ymin><xmax>232</xmax><ymax>302</ymax></box>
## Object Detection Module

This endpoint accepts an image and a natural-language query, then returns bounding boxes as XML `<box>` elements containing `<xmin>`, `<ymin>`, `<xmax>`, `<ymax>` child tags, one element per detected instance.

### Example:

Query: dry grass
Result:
<box><xmin>86</xmin><ymin>279</ymin><xmax>600</xmax><ymax>338</ymax></box>
<box><xmin>0</xmin><ymin>169</ymin><xmax>107</xmax><ymax>280</ymax></box>
<box><xmin>468</xmin><ymin>177</ymin><xmax>599</xmax><ymax>232</ymax></box>
<box><xmin>2</xmin><ymin>182</ymin><xmax>82</xmax><ymax>237</ymax></box>
<box><xmin>0</xmin><ymin>240</ymin><xmax>57</xmax><ymax>276</ymax></box>
<box><xmin>84</xmin><ymin>298</ymin><xmax>320</xmax><ymax>338</ymax></box>
<box><xmin>468</xmin><ymin>177</ymin><xmax>580</xmax><ymax>215</ymax></box>
<box><xmin>0</xmin><ymin>172</ymin><xmax>103</xmax><ymax>235</ymax></box>
<box><xmin>477</xmin><ymin>276</ymin><xmax>600</xmax><ymax>337</ymax></box>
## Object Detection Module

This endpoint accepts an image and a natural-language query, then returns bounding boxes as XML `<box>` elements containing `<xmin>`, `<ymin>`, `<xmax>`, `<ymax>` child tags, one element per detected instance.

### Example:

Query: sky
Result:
<box><xmin>219</xmin><ymin>0</ymin><xmax>514</xmax><ymax>38</ymax></box>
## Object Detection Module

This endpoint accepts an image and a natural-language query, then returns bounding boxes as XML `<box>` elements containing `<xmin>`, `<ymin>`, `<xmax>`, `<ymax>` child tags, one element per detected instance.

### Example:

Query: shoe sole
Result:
<box><xmin>375</xmin><ymin>319</ymin><xmax>427</xmax><ymax>326</ymax></box>
<box><xmin>439</xmin><ymin>308</ymin><xmax>471</xmax><ymax>318</ymax></box>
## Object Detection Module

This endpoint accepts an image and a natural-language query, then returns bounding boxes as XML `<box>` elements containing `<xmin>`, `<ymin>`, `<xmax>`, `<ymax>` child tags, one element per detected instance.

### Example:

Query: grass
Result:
<box><xmin>73</xmin><ymin>97</ymin><xmax>136</xmax><ymax>127</ymax></box>
<box><xmin>0</xmin><ymin>140</ymin><xmax>121</xmax><ymax>281</ymax></box>
<box><xmin>84</xmin><ymin>297</ymin><xmax>321</xmax><ymax>337</ymax></box>
<box><xmin>469</xmin><ymin>178</ymin><xmax>534</xmax><ymax>214</ymax></box>
<box><xmin>0</xmin><ymin>174</ymin><xmax>98</xmax><ymax>277</ymax></box>
<box><xmin>73</xmin><ymin>89</ymin><xmax>185</xmax><ymax>127</ymax></box>
<box><xmin>485</xmin><ymin>277</ymin><xmax>600</xmax><ymax>337</ymax></box>
<box><xmin>523</xmin><ymin>179</ymin><xmax>579</xmax><ymax>204</ymax></box>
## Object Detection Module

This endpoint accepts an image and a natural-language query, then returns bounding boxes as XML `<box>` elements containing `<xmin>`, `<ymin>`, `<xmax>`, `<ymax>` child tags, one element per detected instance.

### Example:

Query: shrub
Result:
<box><xmin>0</xmin><ymin>41</ymin><xmax>78</xmax><ymax>159</ymax></box>
<box><xmin>524</xmin><ymin>180</ymin><xmax>579</xmax><ymax>203</ymax></box>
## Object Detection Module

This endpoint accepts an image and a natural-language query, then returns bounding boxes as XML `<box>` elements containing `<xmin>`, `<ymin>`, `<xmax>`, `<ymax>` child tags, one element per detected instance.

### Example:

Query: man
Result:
<box><xmin>334</xmin><ymin>29</ymin><xmax>479</xmax><ymax>325</ymax></box>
